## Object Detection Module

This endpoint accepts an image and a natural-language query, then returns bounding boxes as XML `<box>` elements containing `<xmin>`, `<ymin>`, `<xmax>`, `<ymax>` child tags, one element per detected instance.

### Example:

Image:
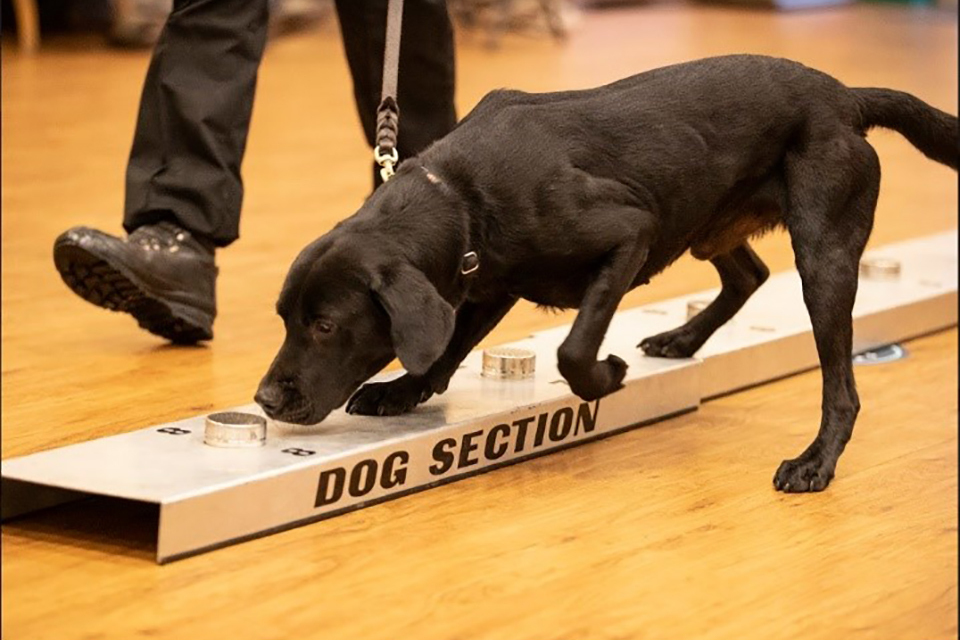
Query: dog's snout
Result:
<box><xmin>255</xmin><ymin>384</ymin><xmax>284</xmax><ymax>414</ymax></box>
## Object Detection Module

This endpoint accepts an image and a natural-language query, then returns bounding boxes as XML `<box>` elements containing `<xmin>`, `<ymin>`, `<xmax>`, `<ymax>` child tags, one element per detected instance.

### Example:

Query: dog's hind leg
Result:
<box><xmin>773</xmin><ymin>134</ymin><xmax>880</xmax><ymax>493</ymax></box>
<box><xmin>639</xmin><ymin>242</ymin><xmax>769</xmax><ymax>358</ymax></box>
<box><xmin>347</xmin><ymin>296</ymin><xmax>517</xmax><ymax>416</ymax></box>
<box><xmin>557</xmin><ymin>209</ymin><xmax>656</xmax><ymax>401</ymax></box>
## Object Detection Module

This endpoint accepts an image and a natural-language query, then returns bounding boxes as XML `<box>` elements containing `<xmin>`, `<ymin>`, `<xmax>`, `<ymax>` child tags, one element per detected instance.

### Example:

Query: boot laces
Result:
<box><xmin>130</xmin><ymin>222</ymin><xmax>192</xmax><ymax>253</ymax></box>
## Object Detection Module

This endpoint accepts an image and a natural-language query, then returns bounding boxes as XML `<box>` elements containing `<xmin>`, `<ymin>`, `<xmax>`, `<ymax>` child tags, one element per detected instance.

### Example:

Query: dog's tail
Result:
<box><xmin>853</xmin><ymin>88</ymin><xmax>958</xmax><ymax>170</ymax></box>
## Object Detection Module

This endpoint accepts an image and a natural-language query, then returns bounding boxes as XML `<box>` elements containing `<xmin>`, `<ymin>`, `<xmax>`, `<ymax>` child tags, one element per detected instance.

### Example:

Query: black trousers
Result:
<box><xmin>124</xmin><ymin>0</ymin><xmax>457</xmax><ymax>247</ymax></box>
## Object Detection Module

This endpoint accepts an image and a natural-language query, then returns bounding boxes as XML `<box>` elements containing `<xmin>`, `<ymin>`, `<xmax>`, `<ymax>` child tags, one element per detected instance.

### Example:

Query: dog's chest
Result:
<box><xmin>502</xmin><ymin>264</ymin><xmax>603</xmax><ymax>310</ymax></box>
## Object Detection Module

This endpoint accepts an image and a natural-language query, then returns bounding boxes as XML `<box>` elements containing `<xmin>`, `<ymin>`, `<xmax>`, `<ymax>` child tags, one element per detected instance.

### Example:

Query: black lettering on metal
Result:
<box><xmin>381</xmin><ymin>450</ymin><xmax>409</xmax><ymax>488</ymax></box>
<box><xmin>315</xmin><ymin>467</ymin><xmax>346</xmax><ymax>507</ymax></box>
<box><xmin>348</xmin><ymin>459</ymin><xmax>378</xmax><ymax>497</ymax></box>
<box><xmin>549</xmin><ymin>407</ymin><xmax>574</xmax><ymax>442</ymax></box>
<box><xmin>282</xmin><ymin>447</ymin><xmax>316</xmax><ymax>456</ymax></box>
<box><xmin>429</xmin><ymin>438</ymin><xmax>457</xmax><ymax>476</ymax></box>
<box><xmin>512</xmin><ymin>416</ymin><xmax>534</xmax><ymax>453</ymax></box>
<box><xmin>575</xmin><ymin>400</ymin><xmax>600</xmax><ymax>435</ymax></box>
<box><xmin>485</xmin><ymin>424</ymin><xmax>511</xmax><ymax>460</ymax></box>
<box><xmin>459</xmin><ymin>430</ymin><xmax>483</xmax><ymax>468</ymax></box>
<box><xmin>534</xmin><ymin>412</ymin><xmax>549</xmax><ymax>447</ymax></box>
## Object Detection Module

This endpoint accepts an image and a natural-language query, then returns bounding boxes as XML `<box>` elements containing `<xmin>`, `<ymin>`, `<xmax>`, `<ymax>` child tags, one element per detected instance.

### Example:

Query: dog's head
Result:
<box><xmin>255</xmin><ymin>228</ymin><xmax>456</xmax><ymax>425</ymax></box>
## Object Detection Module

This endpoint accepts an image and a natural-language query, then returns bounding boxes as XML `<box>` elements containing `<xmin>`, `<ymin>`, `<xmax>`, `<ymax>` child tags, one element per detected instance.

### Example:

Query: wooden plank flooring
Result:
<box><xmin>2</xmin><ymin>4</ymin><xmax>957</xmax><ymax>639</ymax></box>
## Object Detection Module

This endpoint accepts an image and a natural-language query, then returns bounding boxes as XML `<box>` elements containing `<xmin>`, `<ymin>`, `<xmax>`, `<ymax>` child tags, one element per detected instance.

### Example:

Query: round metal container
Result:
<box><xmin>204</xmin><ymin>411</ymin><xmax>267</xmax><ymax>448</ymax></box>
<box><xmin>859</xmin><ymin>257</ymin><xmax>901</xmax><ymax>281</ymax></box>
<box><xmin>853</xmin><ymin>343</ymin><xmax>908</xmax><ymax>366</ymax></box>
<box><xmin>686</xmin><ymin>299</ymin><xmax>709</xmax><ymax>321</ymax></box>
<box><xmin>481</xmin><ymin>347</ymin><xmax>536</xmax><ymax>380</ymax></box>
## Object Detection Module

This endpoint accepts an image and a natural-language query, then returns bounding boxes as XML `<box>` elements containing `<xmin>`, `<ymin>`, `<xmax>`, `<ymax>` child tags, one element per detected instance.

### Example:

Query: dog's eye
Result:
<box><xmin>312</xmin><ymin>318</ymin><xmax>336</xmax><ymax>335</ymax></box>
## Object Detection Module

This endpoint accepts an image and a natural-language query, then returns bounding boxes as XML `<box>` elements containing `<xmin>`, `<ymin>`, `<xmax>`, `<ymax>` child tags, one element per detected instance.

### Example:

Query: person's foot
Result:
<box><xmin>52</xmin><ymin>221</ymin><xmax>217</xmax><ymax>344</ymax></box>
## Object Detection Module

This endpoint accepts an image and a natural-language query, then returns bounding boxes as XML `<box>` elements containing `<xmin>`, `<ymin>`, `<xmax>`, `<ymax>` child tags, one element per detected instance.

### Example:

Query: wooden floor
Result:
<box><xmin>2</xmin><ymin>4</ymin><xmax>957</xmax><ymax>640</ymax></box>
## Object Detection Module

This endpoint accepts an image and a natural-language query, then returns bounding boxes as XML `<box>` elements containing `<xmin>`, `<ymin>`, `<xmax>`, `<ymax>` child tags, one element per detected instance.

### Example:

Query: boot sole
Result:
<box><xmin>53</xmin><ymin>240</ymin><xmax>214</xmax><ymax>344</ymax></box>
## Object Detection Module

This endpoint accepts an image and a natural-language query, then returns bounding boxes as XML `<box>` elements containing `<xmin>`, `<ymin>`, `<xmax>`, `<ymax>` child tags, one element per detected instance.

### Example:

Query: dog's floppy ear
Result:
<box><xmin>372</xmin><ymin>263</ymin><xmax>455</xmax><ymax>376</ymax></box>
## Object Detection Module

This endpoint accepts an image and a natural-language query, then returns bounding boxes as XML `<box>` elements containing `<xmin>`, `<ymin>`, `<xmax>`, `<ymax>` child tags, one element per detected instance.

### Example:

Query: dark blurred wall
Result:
<box><xmin>2</xmin><ymin>0</ymin><xmax>112</xmax><ymax>34</ymax></box>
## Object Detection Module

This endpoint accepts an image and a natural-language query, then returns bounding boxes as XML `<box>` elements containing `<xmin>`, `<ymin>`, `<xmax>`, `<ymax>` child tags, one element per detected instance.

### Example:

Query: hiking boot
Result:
<box><xmin>53</xmin><ymin>221</ymin><xmax>217</xmax><ymax>344</ymax></box>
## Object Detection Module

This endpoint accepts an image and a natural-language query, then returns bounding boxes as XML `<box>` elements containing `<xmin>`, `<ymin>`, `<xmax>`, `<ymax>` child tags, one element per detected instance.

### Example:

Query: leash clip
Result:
<box><xmin>374</xmin><ymin>146</ymin><xmax>399</xmax><ymax>182</ymax></box>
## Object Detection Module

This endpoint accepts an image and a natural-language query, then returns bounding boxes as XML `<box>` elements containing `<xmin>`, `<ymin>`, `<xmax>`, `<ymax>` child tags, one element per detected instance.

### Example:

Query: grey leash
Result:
<box><xmin>374</xmin><ymin>0</ymin><xmax>404</xmax><ymax>182</ymax></box>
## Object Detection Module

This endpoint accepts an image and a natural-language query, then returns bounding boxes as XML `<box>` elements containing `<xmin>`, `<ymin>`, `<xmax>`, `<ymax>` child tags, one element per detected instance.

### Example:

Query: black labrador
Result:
<box><xmin>256</xmin><ymin>54</ymin><xmax>958</xmax><ymax>492</ymax></box>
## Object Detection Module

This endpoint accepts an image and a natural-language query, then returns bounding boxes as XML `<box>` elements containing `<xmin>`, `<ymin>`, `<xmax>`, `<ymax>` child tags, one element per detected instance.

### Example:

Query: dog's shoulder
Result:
<box><xmin>458</xmin><ymin>89</ymin><xmax>535</xmax><ymax>126</ymax></box>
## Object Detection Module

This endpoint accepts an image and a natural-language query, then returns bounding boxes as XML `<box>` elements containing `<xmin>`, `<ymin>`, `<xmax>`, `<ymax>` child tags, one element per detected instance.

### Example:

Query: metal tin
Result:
<box><xmin>853</xmin><ymin>343</ymin><xmax>908</xmax><ymax>365</ymax></box>
<box><xmin>204</xmin><ymin>412</ymin><xmax>267</xmax><ymax>448</ymax></box>
<box><xmin>481</xmin><ymin>347</ymin><xmax>536</xmax><ymax>379</ymax></box>
<box><xmin>860</xmin><ymin>257</ymin><xmax>901</xmax><ymax>281</ymax></box>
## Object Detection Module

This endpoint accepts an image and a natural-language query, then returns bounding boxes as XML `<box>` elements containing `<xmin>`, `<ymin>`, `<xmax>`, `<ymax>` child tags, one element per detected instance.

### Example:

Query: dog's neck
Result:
<box><xmin>414</xmin><ymin>162</ymin><xmax>484</xmax><ymax>304</ymax></box>
<box><xmin>420</xmin><ymin>165</ymin><xmax>446</xmax><ymax>190</ymax></box>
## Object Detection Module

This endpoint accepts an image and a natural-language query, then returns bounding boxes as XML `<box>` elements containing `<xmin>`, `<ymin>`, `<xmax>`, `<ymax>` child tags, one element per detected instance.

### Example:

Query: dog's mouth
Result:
<box><xmin>262</xmin><ymin>396</ymin><xmax>315</xmax><ymax>425</ymax></box>
<box><xmin>263</xmin><ymin>392</ymin><xmax>352</xmax><ymax>426</ymax></box>
<box><xmin>260</xmin><ymin>378</ymin><xmax>370</xmax><ymax>426</ymax></box>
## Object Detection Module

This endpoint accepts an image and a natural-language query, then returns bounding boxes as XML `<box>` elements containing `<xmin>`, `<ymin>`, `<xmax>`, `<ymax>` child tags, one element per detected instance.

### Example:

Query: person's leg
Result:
<box><xmin>54</xmin><ymin>0</ymin><xmax>270</xmax><ymax>343</ymax></box>
<box><xmin>334</xmin><ymin>0</ymin><xmax>457</xmax><ymax>187</ymax></box>
<box><xmin>125</xmin><ymin>0</ymin><xmax>270</xmax><ymax>247</ymax></box>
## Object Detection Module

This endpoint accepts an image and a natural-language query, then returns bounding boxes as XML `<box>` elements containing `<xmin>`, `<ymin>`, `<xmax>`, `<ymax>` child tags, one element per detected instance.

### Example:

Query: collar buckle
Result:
<box><xmin>461</xmin><ymin>251</ymin><xmax>480</xmax><ymax>276</ymax></box>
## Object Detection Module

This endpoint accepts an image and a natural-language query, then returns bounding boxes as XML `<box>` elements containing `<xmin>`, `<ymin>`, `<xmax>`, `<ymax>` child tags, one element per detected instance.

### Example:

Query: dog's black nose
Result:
<box><xmin>255</xmin><ymin>385</ymin><xmax>283</xmax><ymax>414</ymax></box>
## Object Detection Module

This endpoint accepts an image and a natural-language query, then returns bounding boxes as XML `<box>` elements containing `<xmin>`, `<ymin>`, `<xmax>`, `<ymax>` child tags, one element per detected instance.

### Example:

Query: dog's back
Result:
<box><xmin>427</xmin><ymin>56</ymin><xmax>856</xmax><ymax>219</ymax></box>
<box><xmin>421</xmin><ymin>54</ymin><xmax>955</xmax><ymax>266</ymax></box>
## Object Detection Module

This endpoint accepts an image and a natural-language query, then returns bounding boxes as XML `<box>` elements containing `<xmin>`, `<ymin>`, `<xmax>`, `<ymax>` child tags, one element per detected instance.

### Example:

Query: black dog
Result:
<box><xmin>256</xmin><ymin>54</ymin><xmax>957</xmax><ymax>492</ymax></box>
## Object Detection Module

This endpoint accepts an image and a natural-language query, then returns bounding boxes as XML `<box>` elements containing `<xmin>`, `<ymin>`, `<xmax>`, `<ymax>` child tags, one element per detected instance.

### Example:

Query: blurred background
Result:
<box><xmin>2</xmin><ymin>2</ymin><xmax>957</xmax><ymax>638</ymax></box>
<box><xmin>2</xmin><ymin>0</ymin><xmax>958</xmax><ymax>50</ymax></box>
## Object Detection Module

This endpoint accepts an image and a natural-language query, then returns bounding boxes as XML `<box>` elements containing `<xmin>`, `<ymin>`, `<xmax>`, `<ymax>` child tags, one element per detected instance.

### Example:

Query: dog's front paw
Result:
<box><xmin>639</xmin><ymin>327</ymin><xmax>702</xmax><ymax>358</ymax></box>
<box><xmin>346</xmin><ymin>375</ymin><xmax>433</xmax><ymax>417</ymax></box>
<box><xmin>567</xmin><ymin>355</ymin><xmax>628</xmax><ymax>401</ymax></box>
<box><xmin>773</xmin><ymin>445</ymin><xmax>836</xmax><ymax>493</ymax></box>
